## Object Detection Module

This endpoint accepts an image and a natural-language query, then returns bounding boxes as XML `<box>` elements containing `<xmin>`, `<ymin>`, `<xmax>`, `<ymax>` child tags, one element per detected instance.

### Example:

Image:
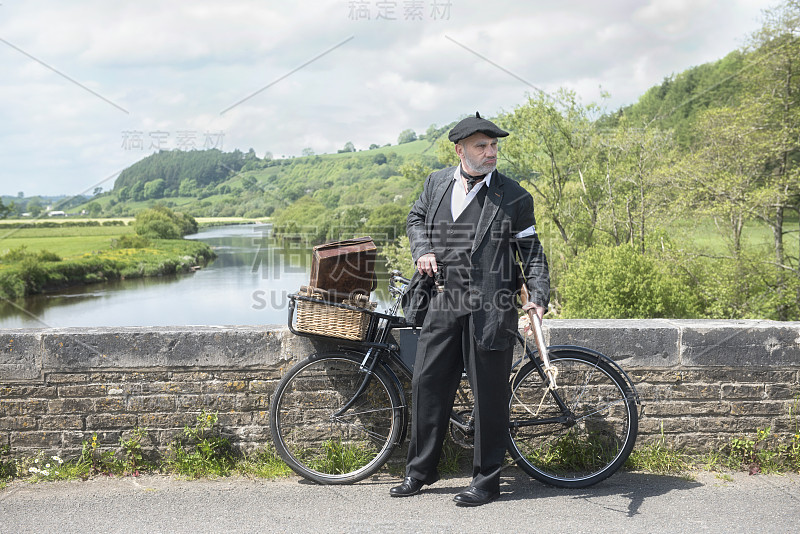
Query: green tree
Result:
<box><xmin>741</xmin><ymin>0</ymin><xmax>800</xmax><ymax>319</ymax></box>
<box><xmin>499</xmin><ymin>90</ymin><xmax>602</xmax><ymax>256</ymax></box>
<box><xmin>398</xmin><ymin>129</ymin><xmax>417</xmax><ymax>144</ymax></box>
<box><xmin>364</xmin><ymin>203</ymin><xmax>407</xmax><ymax>243</ymax></box>
<box><xmin>677</xmin><ymin>106</ymin><xmax>768</xmax><ymax>257</ymax></box>
<box><xmin>178</xmin><ymin>178</ymin><xmax>199</xmax><ymax>197</ymax></box>
<box><xmin>86</xmin><ymin>201</ymin><xmax>103</xmax><ymax>217</ymax></box>
<box><xmin>134</xmin><ymin>205</ymin><xmax>198</xmax><ymax>239</ymax></box>
<box><xmin>27</xmin><ymin>198</ymin><xmax>43</xmax><ymax>217</ymax></box>
<box><xmin>599</xmin><ymin>119</ymin><xmax>676</xmax><ymax>253</ymax></box>
<box><xmin>338</xmin><ymin>142</ymin><xmax>355</xmax><ymax>153</ymax></box>
<box><xmin>143</xmin><ymin>179</ymin><xmax>166</xmax><ymax>199</ymax></box>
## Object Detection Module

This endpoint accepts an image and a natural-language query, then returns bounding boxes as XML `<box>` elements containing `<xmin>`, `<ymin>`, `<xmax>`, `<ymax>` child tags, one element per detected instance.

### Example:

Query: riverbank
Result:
<box><xmin>0</xmin><ymin>222</ymin><xmax>216</xmax><ymax>299</ymax></box>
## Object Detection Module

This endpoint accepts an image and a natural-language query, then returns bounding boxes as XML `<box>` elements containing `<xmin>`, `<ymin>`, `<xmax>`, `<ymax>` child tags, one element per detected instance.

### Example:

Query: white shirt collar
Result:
<box><xmin>450</xmin><ymin>165</ymin><xmax>492</xmax><ymax>219</ymax></box>
<box><xmin>452</xmin><ymin>164</ymin><xmax>492</xmax><ymax>190</ymax></box>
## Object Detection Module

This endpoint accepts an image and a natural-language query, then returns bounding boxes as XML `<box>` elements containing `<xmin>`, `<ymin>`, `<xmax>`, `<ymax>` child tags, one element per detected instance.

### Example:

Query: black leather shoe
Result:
<box><xmin>453</xmin><ymin>486</ymin><xmax>500</xmax><ymax>507</ymax></box>
<box><xmin>389</xmin><ymin>476</ymin><xmax>426</xmax><ymax>497</ymax></box>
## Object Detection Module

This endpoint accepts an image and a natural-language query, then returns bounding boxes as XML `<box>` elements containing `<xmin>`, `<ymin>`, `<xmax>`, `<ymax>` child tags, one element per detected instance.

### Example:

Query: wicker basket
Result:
<box><xmin>293</xmin><ymin>287</ymin><xmax>376</xmax><ymax>341</ymax></box>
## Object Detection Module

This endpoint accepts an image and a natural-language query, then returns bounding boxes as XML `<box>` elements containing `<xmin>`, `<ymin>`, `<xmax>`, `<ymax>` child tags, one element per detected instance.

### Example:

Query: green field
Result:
<box><xmin>0</xmin><ymin>225</ymin><xmax>134</xmax><ymax>258</ymax></box>
<box><xmin>0</xmin><ymin>221</ymin><xmax>215</xmax><ymax>299</ymax></box>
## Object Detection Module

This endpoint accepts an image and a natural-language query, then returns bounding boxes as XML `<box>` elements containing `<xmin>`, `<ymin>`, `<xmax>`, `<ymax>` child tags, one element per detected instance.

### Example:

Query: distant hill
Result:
<box><xmin>602</xmin><ymin>49</ymin><xmax>748</xmax><ymax>146</ymax></box>
<box><xmin>69</xmin><ymin>137</ymin><xmax>445</xmax><ymax>243</ymax></box>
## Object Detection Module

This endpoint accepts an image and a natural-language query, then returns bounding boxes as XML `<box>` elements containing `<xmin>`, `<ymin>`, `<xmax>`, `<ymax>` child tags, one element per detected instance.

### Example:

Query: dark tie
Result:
<box><xmin>465</xmin><ymin>176</ymin><xmax>484</xmax><ymax>192</ymax></box>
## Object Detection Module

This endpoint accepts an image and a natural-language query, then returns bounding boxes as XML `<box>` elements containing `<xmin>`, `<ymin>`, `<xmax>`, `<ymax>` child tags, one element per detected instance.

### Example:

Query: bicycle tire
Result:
<box><xmin>269</xmin><ymin>351</ymin><xmax>403</xmax><ymax>484</ymax></box>
<box><xmin>507</xmin><ymin>350</ymin><xmax>638</xmax><ymax>488</ymax></box>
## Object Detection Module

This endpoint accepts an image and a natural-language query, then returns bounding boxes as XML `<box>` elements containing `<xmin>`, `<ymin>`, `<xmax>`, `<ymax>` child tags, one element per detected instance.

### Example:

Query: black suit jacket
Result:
<box><xmin>403</xmin><ymin>166</ymin><xmax>550</xmax><ymax>350</ymax></box>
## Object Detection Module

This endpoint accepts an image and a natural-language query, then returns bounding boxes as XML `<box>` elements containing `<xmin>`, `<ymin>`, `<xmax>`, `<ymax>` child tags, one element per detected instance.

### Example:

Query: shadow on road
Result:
<box><xmin>499</xmin><ymin>468</ymin><xmax>703</xmax><ymax>517</ymax></box>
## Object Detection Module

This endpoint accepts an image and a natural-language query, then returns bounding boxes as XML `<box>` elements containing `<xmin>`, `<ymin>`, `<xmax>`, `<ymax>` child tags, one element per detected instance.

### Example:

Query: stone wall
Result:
<box><xmin>1</xmin><ymin>320</ymin><xmax>799</xmax><ymax>459</ymax></box>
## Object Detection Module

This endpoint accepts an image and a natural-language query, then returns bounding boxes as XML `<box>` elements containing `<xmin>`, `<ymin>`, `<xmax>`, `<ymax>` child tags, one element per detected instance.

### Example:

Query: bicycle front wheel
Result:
<box><xmin>507</xmin><ymin>350</ymin><xmax>638</xmax><ymax>488</ymax></box>
<box><xmin>269</xmin><ymin>352</ymin><xmax>403</xmax><ymax>484</ymax></box>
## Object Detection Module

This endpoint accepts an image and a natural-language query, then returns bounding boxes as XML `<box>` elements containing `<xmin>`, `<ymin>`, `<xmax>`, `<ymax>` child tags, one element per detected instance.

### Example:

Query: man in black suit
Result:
<box><xmin>392</xmin><ymin>113</ymin><xmax>550</xmax><ymax>506</ymax></box>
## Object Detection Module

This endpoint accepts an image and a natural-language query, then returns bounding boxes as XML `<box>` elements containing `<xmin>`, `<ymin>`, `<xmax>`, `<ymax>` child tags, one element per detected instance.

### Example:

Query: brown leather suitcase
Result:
<box><xmin>309</xmin><ymin>237</ymin><xmax>377</xmax><ymax>299</ymax></box>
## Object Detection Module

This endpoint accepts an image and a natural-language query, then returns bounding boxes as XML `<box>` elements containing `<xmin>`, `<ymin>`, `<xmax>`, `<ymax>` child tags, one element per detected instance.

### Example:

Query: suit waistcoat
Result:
<box><xmin>431</xmin><ymin>180</ymin><xmax>486</xmax><ymax>313</ymax></box>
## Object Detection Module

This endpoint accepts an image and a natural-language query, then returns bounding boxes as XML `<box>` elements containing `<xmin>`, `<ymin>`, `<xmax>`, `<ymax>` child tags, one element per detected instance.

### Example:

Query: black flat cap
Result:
<box><xmin>448</xmin><ymin>112</ymin><xmax>509</xmax><ymax>143</ymax></box>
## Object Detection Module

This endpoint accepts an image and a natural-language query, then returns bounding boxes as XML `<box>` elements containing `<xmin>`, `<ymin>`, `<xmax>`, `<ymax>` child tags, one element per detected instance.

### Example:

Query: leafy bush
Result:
<box><xmin>0</xmin><ymin>245</ymin><xmax>61</xmax><ymax>263</ymax></box>
<box><xmin>112</xmin><ymin>235</ymin><xmax>151</xmax><ymax>249</ymax></box>
<box><xmin>560</xmin><ymin>244</ymin><xmax>697</xmax><ymax>319</ymax></box>
<box><xmin>134</xmin><ymin>205</ymin><xmax>198</xmax><ymax>239</ymax></box>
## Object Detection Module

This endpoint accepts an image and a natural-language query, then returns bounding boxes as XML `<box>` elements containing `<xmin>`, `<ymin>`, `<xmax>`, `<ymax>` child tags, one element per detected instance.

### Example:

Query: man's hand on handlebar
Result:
<box><xmin>416</xmin><ymin>253</ymin><xmax>438</xmax><ymax>278</ymax></box>
<box><xmin>522</xmin><ymin>301</ymin><xmax>546</xmax><ymax>322</ymax></box>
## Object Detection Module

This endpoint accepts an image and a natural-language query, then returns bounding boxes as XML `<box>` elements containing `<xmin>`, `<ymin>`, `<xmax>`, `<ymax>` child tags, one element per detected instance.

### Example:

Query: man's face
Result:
<box><xmin>456</xmin><ymin>132</ymin><xmax>498</xmax><ymax>175</ymax></box>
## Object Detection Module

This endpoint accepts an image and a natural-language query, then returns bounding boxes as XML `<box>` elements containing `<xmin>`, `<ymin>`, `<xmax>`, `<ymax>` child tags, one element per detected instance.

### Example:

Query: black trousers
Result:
<box><xmin>405</xmin><ymin>293</ymin><xmax>513</xmax><ymax>492</ymax></box>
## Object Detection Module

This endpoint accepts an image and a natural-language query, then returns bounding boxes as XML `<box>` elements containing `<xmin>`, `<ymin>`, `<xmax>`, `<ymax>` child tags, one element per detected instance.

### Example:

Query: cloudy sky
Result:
<box><xmin>0</xmin><ymin>0</ymin><xmax>777</xmax><ymax>197</ymax></box>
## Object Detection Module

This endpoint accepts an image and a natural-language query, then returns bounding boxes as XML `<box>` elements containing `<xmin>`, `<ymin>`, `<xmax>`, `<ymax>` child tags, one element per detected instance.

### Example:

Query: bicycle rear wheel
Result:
<box><xmin>269</xmin><ymin>352</ymin><xmax>403</xmax><ymax>484</ymax></box>
<box><xmin>507</xmin><ymin>350</ymin><xmax>638</xmax><ymax>488</ymax></box>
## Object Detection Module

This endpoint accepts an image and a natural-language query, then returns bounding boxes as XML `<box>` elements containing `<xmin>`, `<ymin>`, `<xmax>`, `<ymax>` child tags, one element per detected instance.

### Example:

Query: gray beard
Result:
<box><xmin>463</xmin><ymin>153</ymin><xmax>496</xmax><ymax>175</ymax></box>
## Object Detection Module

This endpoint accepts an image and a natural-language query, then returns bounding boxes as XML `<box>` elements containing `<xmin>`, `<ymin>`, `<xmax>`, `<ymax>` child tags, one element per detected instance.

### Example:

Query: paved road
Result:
<box><xmin>1</xmin><ymin>469</ymin><xmax>799</xmax><ymax>533</ymax></box>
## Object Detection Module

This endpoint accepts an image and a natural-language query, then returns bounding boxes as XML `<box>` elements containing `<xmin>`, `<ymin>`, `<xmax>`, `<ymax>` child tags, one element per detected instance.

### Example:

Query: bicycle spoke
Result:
<box><xmin>270</xmin><ymin>353</ymin><xmax>402</xmax><ymax>484</ymax></box>
<box><xmin>508</xmin><ymin>352</ymin><xmax>638</xmax><ymax>488</ymax></box>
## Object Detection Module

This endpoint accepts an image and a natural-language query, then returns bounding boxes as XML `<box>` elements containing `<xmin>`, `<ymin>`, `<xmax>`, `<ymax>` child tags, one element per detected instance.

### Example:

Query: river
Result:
<box><xmin>0</xmin><ymin>225</ymin><xmax>393</xmax><ymax>329</ymax></box>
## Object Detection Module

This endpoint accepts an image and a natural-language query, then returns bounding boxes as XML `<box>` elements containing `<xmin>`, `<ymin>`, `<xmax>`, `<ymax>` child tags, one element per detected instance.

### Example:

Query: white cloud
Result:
<box><xmin>0</xmin><ymin>0</ymin><xmax>778</xmax><ymax>196</ymax></box>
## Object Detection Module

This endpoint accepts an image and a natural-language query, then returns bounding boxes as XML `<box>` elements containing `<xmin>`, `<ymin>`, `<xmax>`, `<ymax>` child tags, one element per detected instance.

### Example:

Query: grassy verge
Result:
<box><xmin>0</xmin><ymin>413</ymin><xmax>291</xmax><ymax>490</ymax></box>
<box><xmin>3</xmin><ymin>421</ymin><xmax>799</xmax><ymax>490</ymax></box>
<box><xmin>626</xmin><ymin>426</ymin><xmax>800</xmax><ymax>477</ymax></box>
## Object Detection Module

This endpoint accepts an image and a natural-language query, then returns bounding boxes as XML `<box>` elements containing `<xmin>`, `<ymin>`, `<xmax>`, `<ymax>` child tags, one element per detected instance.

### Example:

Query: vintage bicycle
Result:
<box><xmin>269</xmin><ymin>271</ymin><xmax>641</xmax><ymax>488</ymax></box>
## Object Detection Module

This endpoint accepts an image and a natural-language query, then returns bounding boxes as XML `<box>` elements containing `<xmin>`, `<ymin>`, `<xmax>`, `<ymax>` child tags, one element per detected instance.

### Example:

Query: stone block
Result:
<box><xmin>202</xmin><ymin>380</ymin><xmax>248</xmax><ymax>394</ymax></box>
<box><xmin>47</xmin><ymin>398</ymin><xmax>94</xmax><ymax>414</ymax></box>
<box><xmin>42</xmin><ymin>326</ymin><xmax>287</xmax><ymax>370</ymax></box>
<box><xmin>216</xmin><ymin>412</ymin><xmax>253</xmax><ymax>427</ymax></box>
<box><xmin>138</xmin><ymin>413</ymin><xmax>196</xmax><ymax>429</ymax></box>
<box><xmin>215</xmin><ymin>370</ymin><xmax>282</xmax><ymax>381</ymax></box>
<box><xmin>646</xmin><ymin>383</ymin><xmax>720</xmax><ymax>401</ymax></box>
<box><xmin>46</xmin><ymin>373</ymin><xmax>90</xmax><ymax>384</ymax></box>
<box><xmin>545</xmin><ymin>319</ymin><xmax>680</xmax><ymax>368</ymax></box>
<box><xmin>678</xmin><ymin>320</ymin><xmax>800</xmax><ymax>367</ymax></box>
<box><xmin>138</xmin><ymin>381</ymin><xmax>201</xmax><ymax>394</ymax></box>
<box><xmin>248</xmin><ymin>380</ymin><xmax>278</xmax><ymax>394</ymax></box>
<box><xmin>0</xmin><ymin>416</ymin><xmax>37</xmax><ymax>431</ymax></box>
<box><xmin>765</xmin><ymin>384</ymin><xmax>799</xmax><ymax>400</ymax></box>
<box><xmin>171</xmin><ymin>371</ymin><xmax>214</xmax><ymax>382</ymax></box>
<box><xmin>62</xmin><ymin>430</ymin><xmax>121</xmax><ymax>449</ymax></box>
<box><xmin>86</xmin><ymin>414</ymin><xmax>138</xmax><ymax>430</ymax></box>
<box><xmin>0</xmin><ymin>331</ymin><xmax>42</xmax><ymax>381</ymax></box>
<box><xmin>94</xmin><ymin>397</ymin><xmax>126</xmax><ymax>413</ymax></box>
<box><xmin>237</xmin><ymin>394</ymin><xmax>270</xmax><ymax>412</ymax></box>
<box><xmin>729</xmin><ymin>401</ymin><xmax>786</xmax><ymax>417</ymax></box>
<box><xmin>644</xmin><ymin>401</ymin><xmax>730</xmax><ymax>417</ymax></box>
<box><xmin>176</xmin><ymin>394</ymin><xmax>237</xmax><ymax>412</ymax></box>
<box><xmin>59</xmin><ymin>384</ymin><xmax>138</xmax><ymax>397</ymax></box>
<box><xmin>0</xmin><ymin>385</ymin><xmax>57</xmax><ymax>398</ymax></box>
<box><xmin>11</xmin><ymin>431</ymin><xmax>62</xmax><ymax>449</ymax></box>
<box><xmin>720</xmin><ymin>384</ymin><xmax>765</xmax><ymax>400</ymax></box>
<box><xmin>127</xmin><ymin>395</ymin><xmax>176</xmax><ymax>413</ymax></box>
<box><xmin>40</xmin><ymin>415</ymin><xmax>84</xmax><ymax>430</ymax></box>
<box><xmin>1</xmin><ymin>399</ymin><xmax>48</xmax><ymax>416</ymax></box>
